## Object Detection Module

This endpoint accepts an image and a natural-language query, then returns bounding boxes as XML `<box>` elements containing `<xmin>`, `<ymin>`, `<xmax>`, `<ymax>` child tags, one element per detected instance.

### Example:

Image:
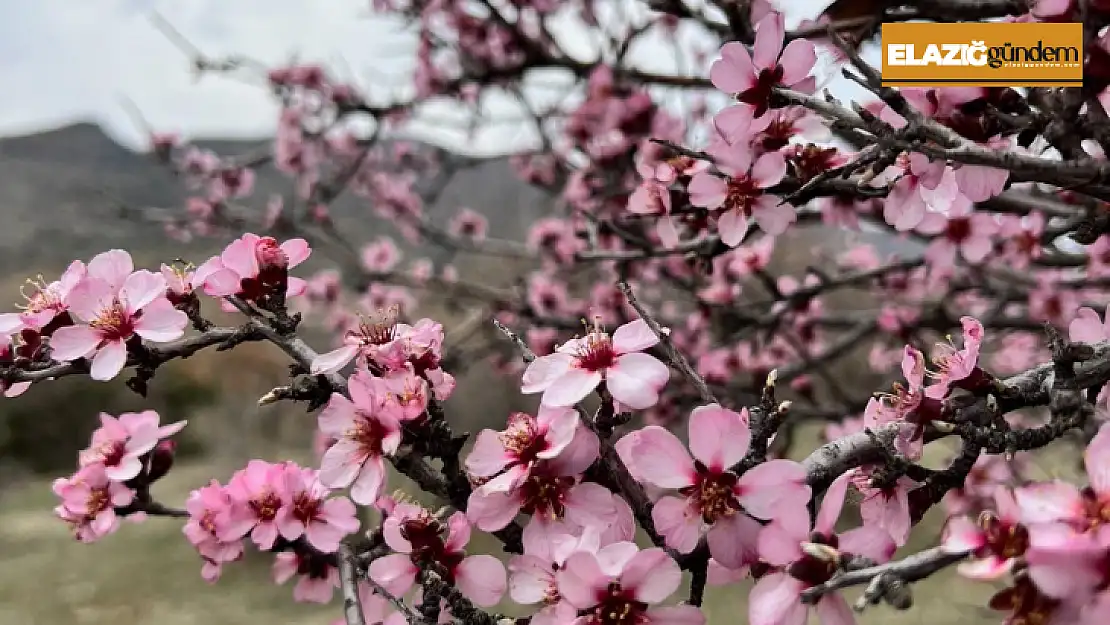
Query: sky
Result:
<box><xmin>0</xmin><ymin>0</ymin><xmax>843</xmax><ymax>152</ymax></box>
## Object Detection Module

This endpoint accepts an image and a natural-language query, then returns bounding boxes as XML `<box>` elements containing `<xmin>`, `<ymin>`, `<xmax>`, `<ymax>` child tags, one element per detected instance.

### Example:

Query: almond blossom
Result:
<box><xmin>522</xmin><ymin>318</ymin><xmax>669</xmax><ymax>409</ymax></box>
<box><xmin>194</xmin><ymin>233</ymin><xmax>311</xmax><ymax>305</ymax></box>
<box><xmin>687</xmin><ymin>147</ymin><xmax>792</xmax><ymax>246</ymax></box>
<box><xmin>52</xmin><ymin>463</ymin><xmax>135</xmax><ymax>543</ymax></box>
<box><xmin>942</xmin><ymin>486</ymin><xmax>1029</xmax><ymax>580</ymax></box>
<box><xmin>915</xmin><ymin>195</ymin><xmax>1001</xmax><ymax>269</ymax></box>
<box><xmin>78</xmin><ymin>410</ymin><xmax>187</xmax><ymax>482</ymax></box>
<box><xmin>465</xmin><ymin>405</ymin><xmax>581</xmax><ymax>494</ymax></box>
<box><xmin>616</xmin><ymin>403</ymin><xmax>812</xmax><ymax>570</ymax></box>
<box><xmin>869</xmin><ymin>152</ymin><xmax>958</xmax><ymax>231</ymax></box>
<box><xmin>48</xmin><ymin>250</ymin><xmax>188</xmax><ymax>381</ymax></box>
<box><xmin>509</xmin><ymin>528</ymin><xmax>601</xmax><ymax>625</ymax></box>
<box><xmin>750</xmin><ymin>473</ymin><xmax>896</xmax><ymax>625</ymax></box>
<box><xmin>556</xmin><ymin>543</ymin><xmax>705</xmax><ymax>625</ymax></box>
<box><xmin>316</xmin><ymin>369</ymin><xmax>403</xmax><ymax>505</ymax></box>
<box><xmin>1013</xmin><ymin>422</ymin><xmax>1110</xmax><ymax>533</ymax></box>
<box><xmin>273</xmin><ymin>550</ymin><xmax>340</xmax><ymax>604</ymax></box>
<box><xmin>275</xmin><ymin>464</ymin><xmax>360</xmax><ymax>553</ymax></box>
<box><xmin>1071</xmin><ymin>305</ymin><xmax>1110</xmax><ymax>344</ymax></box>
<box><xmin>710</xmin><ymin>12</ymin><xmax>817</xmax><ymax>118</ymax></box>
<box><xmin>219</xmin><ymin>460</ymin><xmax>289</xmax><ymax>550</ymax></box>
<box><xmin>924</xmin><ymin>316</ymin><xmax>986</xmax><ymax>399</ymax></box>
<box><xmin>368</xmin><ymin>504</ymin><xmax>507</xmax><ymax>607</ymax></box>
<box><xmin>183</xmin><ymin>480</ymin><xmax>246</xmax><ymax>582</ymax></box>
<box><xmin>0</xmin><ymin>259</ymin><xmax>85</xmax><ymax>334</ymax></box>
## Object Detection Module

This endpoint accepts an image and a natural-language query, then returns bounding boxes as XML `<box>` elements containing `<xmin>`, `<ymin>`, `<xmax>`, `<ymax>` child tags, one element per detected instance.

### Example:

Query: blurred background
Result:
<box><xmin>0</xmin><ymin>1</ymin><xmax>1048</xmax><ymax>624</ymax></box>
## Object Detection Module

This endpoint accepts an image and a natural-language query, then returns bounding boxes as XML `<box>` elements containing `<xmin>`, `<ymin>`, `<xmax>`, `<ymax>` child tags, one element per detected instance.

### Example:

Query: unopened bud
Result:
<box><xmin>255</xmin><ymin>236</ymin><xmax>289</xmax><ymax>270</ymax></box>
<box><xmin>777</xmin><ymin>400</ymin><xmax>792</xmax><ymax>413</ymax></box>
<box><xmin>766</xmin><ymin>369</ymin><xmax>779</xmax><ymax>388</ymax></box>
<box><xmin>258</xmin><ymin>388</ymin><xmax>284</xmax><ymax>406</ymax></box>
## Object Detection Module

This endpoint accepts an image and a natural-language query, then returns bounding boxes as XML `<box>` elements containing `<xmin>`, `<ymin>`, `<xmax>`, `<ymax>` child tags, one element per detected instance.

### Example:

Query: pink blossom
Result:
<box><xmin>1070</xmin><ymin>305</ymin><xmax>1110</xmax><ymax>344</ymax></box>
<box><xmin>219</xmin><ymin>460</ymin><xmax>289</xmax><ymax>550</ymax></box>
<box><xmin>160</xmin><ymin>263</ymin><xmax>198</xmax><ymax>306</ymax></box>
<box><xmin>870</xmin><ymin>152</ymin><xmax>958</xmax><ymax>231</ymax></box>
<box><xmin>710</xmin><ymin>12</ymin><xmax>817</xmax><ymax>118</ymax></box>
<box><xmin>942</xmin><ymin>487</ymin><xmax>1028</xmax><ymax>580</ymax></box>
<box><xmin>0</xmin><ymin>259</ymin><xmax>86</xmax><ymax>334</ymax></box>
<box><xmin>53</xmin><ymin>463</ymin><xmax>135</xmax><ymax>543</ymax></box>
<box><xmin>999</xmin><ymin>212</ymin><xmax>1045</xmax><ymax>269</ymax></box>
<box><xmin>915</xmin><ymin>196</ymin><xmax>1000</xmax><ymax>268</ymax></box>
<box><xmin>311</xmin><ymin>313</ymin><xmax>445</xmax><ymax>376</ymax></box>
<box><xmin>847</xmin><ymin>469</ymin><xmax>916</xmax><ymax>546</ymax></box>
<box><xmin>687</xmin><ymin>147</ymin><xmax>792</xmax><ymax>246</ymax></box>
<box><xmin>750</xmin><ymin>473</ymin><xmax>896</xmax><ymax>625</ymax></box>
<box><xmin>361</xmin><ymin>237</ymin><xmax>402</xmax><ymax>273</ymax></box>
<box><xmin>183</xmin><ymin>480</ymin><xmax>245</xmax><ymax>582</ymax></box>
<box><xmin>194</xmin><ymin>233</ymin><xmax>311</xmax><ymax>304</ymax></box>
<box><xmin>79</xmin><ymin>410</ymin><xmax>186</xmax><ymax>482</ymax></box>
<box><xmin>449</xmin><ymin>208</ymin><xmax>489</xmax><ymax>240</ymax></box>
<box><xmin>615</xmin><ymin>403</ymin><xmax>812</xmax><ymax>569</ymax></box>
<box><xmin>275</xmin><ymin>464</ymin><xmax>360</xmax><ymax>553</ymax></box>
<box><xmin>273</xmin><ymin>550</ymin><xmax>340</xmax><ymax>603</ymax></box>
<box><xmin>1028</xmin><ymin>275</ymin><xmax>1080</xmax><ymax>327</ymax></box>
<box><xmin>49</xmin><ymin>250</ymin><xmax>188</xmax><ymax>381</ymax></box>
<box><xmin>1013</xmin><ymin>422</ymin><xmax>1110</xmax><ymax>533</ymax></box>
<box><xmin>864</xmin><ymin>346</ymin><xmax>934</xmax><ymax>460</ymax></box>
<box><xmin>508</xmin><ymin>528</ymin><xmax>600</xmax><ymax>625</ymax></box>
<box><xmin>522</xmin><ymin>318</ymin><xmax>670</xmax><ymax>409</ymax></box>
<box><xmin>369</xmin><ymin>505</ymin><xmax>507</xmax><ymax>606</ymax></box>
<box><xmin>467</xmin><ymin>410</ymin><xmax>613</xmax><ymax>533</ymax></box>
<box><xmin>924</xmin><ymin>316</ymin><xmax>985</xmax><ymax>399</ymax></box>
<box><xmin>556</xmin><ymin>543</ymin><xmax>705</xmax><ymax>625</ymax></box>
<box><xmin>317</xmin><ymin>369</ymin><xmax>403</xmax><ymax>505</ymax></box>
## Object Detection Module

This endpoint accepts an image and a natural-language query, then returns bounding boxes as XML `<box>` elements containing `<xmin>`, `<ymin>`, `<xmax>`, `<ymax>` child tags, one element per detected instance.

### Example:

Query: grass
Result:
<box><xmin>3</xmin><ymin>419</ymin><xmax>1076</xmax><ymax>624</ymax></box>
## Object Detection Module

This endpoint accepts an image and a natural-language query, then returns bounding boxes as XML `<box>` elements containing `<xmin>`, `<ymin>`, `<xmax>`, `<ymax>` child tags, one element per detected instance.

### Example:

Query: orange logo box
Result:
<box><xmin>881</xmin><ymin>22</ymin><xmax>1083</xmax><ymax>87</ymax></box>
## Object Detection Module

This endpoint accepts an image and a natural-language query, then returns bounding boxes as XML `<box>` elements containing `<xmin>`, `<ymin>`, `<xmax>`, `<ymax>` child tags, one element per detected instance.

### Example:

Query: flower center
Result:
<box><xmin>977</xmin><ymin>511</ymin><xmax>1028</xmax><ymax>559</ymax></box>
<box><xmin>86</xmin><ymin>487</ymin><xmax>112</xmax><ymax>517</ymax></box>
<box><xmin>591</xmin><ymin>582</ymin><xmax>648</xmax><ymax>625</ymax></box>
<box><xmin>737</xmin><ymin>65</ymin><xmax>785</xmax><ymax>118</ymax></box>
<box><xmin>789</xmin><ymin>144</ymin><xmax>839</xmax><ymax>181</ymax></box>
<box><xmin>989</xmin><ymin>579</ymin><xmax>1059</xmax><ymax>625</ymax></box>
<box><xmin>518</xmin><ymin>473</ymin><xmax>576</xmax><ymax>519</ymax></box>
<box><xmin>1080</xmin><ymin>487</ymin><xmax>1110</xmax><ymax>530</ymax></box>
<box><xmin>346</xmin><ymin>414</ymin><xmax>388</xmax><ymax>456</ymax></box>
<box><xmin>575</xmin><ymin>329</ymin><xmax>617</xmax><ymax>372</ymax></box>
<box><xmin>17</xmin><ymin>276</ymin><xmax>61</xmax><ymax>313</ymax></box>
<box><xmin>681</xmin><ymin>463</ymin><xmax>741</xmax><ymax>523</ymax></box>
<box><xmin>499</xmin><ymin>413</ymin><xmax>547</xmax><ymax>462</ymax></box>
<box><xmin>353</xmin><ymin>307</ymin><xmax>399</xmax><ymax>346</ymax></box>
<box><xmin>250</xmin><ymin>491</ymin><xmax>282</xmax><ymax>522</ymax></box>
<box><xmin>291</xmin><ymin>492</ymin><xmax>321</xmax><ymax>523</ymax></box>
<box><xmin>90</xmin><ymin>300</ymin><xmax>135</xmax><ymax>341</ymax></box>
<box><xmin>945</xmin><ymin>217</ymin><xmax>972</xmax><ymax>243</ymax></box>
<box><xmin>400</xmin><ymin>514</ymin><xmax>464</xmax><ymax>581</ymax></box>
<box><xmin>724</xmin><ymin>175</ymin><xmax>762</xmax><ymax>217</ymax></box>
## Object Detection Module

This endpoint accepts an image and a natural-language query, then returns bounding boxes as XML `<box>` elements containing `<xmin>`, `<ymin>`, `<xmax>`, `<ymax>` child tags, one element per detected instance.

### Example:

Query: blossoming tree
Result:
<box><xmin>7</xmin><ymin>0</ymin><xmax>1110</xmax><ymax>623</ymax></box>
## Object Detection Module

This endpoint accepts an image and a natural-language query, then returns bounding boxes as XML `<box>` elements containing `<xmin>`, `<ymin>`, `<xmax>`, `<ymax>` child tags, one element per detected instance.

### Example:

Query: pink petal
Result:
<box><xmin>751</xmin><ymin>151</ymin><xmax>787</xmax><ymax>188</ymax></box>
<box><xmin>942</xmin><ymin>516</ymin><xmax>985</xmax><ymax>553</ymax></box>
<box><xmin>710</xmin><ymin>42</ymin><xmax>756</xmax><ymax>94</ymax></box>
<box><xmin>757</xmin><ymin>520</ymin><xmax>805</xmax><ymax>566</ymax></box>
<box><xmin>752</xmin><ymin>196</ymin><xmax>796</xmax><ymax>236</ymax></box>
<box><xmin>319</xmin><ymin>439</ymin><xmax>364</xmax><ymax>488</ymax></box>
<box><xmin>752</xmin><ymin>13</ymin><xmax>785</xmax><ymax>70</ymax></box>
<box><xmin>90</xmin><ymin>341</ymin><xmax>128</xmax><ymax>381</ymax></box>
<box><xmin>120</xmin><ymin>270</ymin><xmax>168</xmax><ymax>314</ymax></box>
<box><xmin>557</xmin><ymin>552</ymin><xmax>609</xmax><ymax>609</ymax></box>
<box><xmin>541</xmin><ymin>368</ymin><xmax>603</xmax><ymax>407</ymax></box>
<box><xmin>749</xmin><ymin>572</ymin><xmax>808</xmax><ymax>625</ymax></box>
<box><xmin>455</xmin><ymin>555</ymin><xmax>507</xmax><ymax>607</ymax></box>
<box><xmin>687</xmin><ymin>173</ymin><xmax>729</xmax><ymax>209</ymax></box>
<box><xmin>509</xmin><ymin>554</ymin><xmax>555</xmax><ymax>604</ymax></box>
<box><xmin>478</xmin><ymin>463</ymin><xmax>528</xmax><ymax>495</ymax></box>
<box><xmin>779</xmin><ymin>39</ymin><xmax>817</xmax><ymax>86</ymax></box>
<box><xmin>706</xmin><ymin>512</ymin><xmax>761</xmax><ymax>570</ymax></box>
<box><xmin>133</xmin><ymin>299</ymin><xmax>187</xmax><ymax>342</ymax></box>
<box><xmin>652</xmin><ymin>495</ymin><xmax>704</xmax><ymax>553</ymax></box>
<box><xmin>221</xmin><ymin>236</ymin><xmax>259</xmax><ymax>280</ymax></box>
<box><xmin>607</xmin><ymin>352</ymin><xmax>669</xmax><ymax>409</ymax></box>
<box><xmin>736</xmin><ymin>459</ymin><xmax>811</xmax><ymax>522</ymax></box>
<box><xmin>1013</xmin><ymin>481</ymin><xmax>1085</xmax><ymax>525</ymax></box>
<box><xmin>1070</xmin><ymin>307</ymin><xmax>1107</xmax><ymax>344</ymax></box>
<box><xmin>88</xmin><ymin>249</ymin><xmax>134</xmax><ymax>290</ymax></box>
<box><xmin>620</xmin><ymin>548</ymin><xmax>681</xmax><ymax>603</ymax></box>
<box><xmin>838</xmin><ymin>526</ymin><xmax>897</xmax><ymax>564</ymax></box>
<box><xmin>816</xmin><ymin>594</ymin><xmax>856</xmax><ymax>625</ymax></box>
<box><xmin>611</xmin><ymin>319</ymin><xmax>661</xmax><ymax>353</ymax></box>
<box><xmin>349</xmin><ymin>455</ymin><xmax>387</xmax><ymax>505</ymax></box>
<box><xmin>688</xmin><ymin>403</ymin><xmax>750</xmax><ymax>470</ymax></box>
<box><xmin>522</xmin><ymin>353</ymin><xmax>575</xmax><ymax>394</ymax></box>
<box><xmin>48</xmin><ymin>325</ymin><xmax>100</xmax><ymax>361</ymax></box>
<box><xmin>466</xmin><ymin>430</ymin><xmax>513</xmax><ymax>477</ymax></box>
<box><xmin>564</xmin><ymin>482</ymin><xmax>619</xmax><ymax>529</ymax></box>
<box><xmin>957</xmin><ymin>555</ymin><xmax>1012</xmax><ymax>580</ymax></box>
<box><xmin>280</xmin><ymin>238</ymin><xmax>311</xmax><ymax>267</ymax></box>
<box><xmin>714</xmin><ymin>106</ymin><xmax>756</xmax><ymax>144</ymax></box>
<box><xmin>624</xmin><ymin>426</ymin><xmax>695</xmax><ymax>489</ymax></box>
<box><xmin>549</xmin><ymin>425</ymin><xmax>600</xmax><ymax>476</ymax></box>
<box><xmin>1087</xmin><ymin>424</ymin><xmax>1110</xmax><ymax>497</ymax></box>
<box><xmin>311</xmin><ymin>345</ymin><xmax>359</xmax><ymax>375</ymax></box>
<box><xmin>718</xmin><ymin>208</ymin><xmax>750</xmax><ymax>247</ymax></box>
<box><xmin>368</xmin><ymin>553</ymin><xmax>419</xmax><ymax>597</ymax></box>
<box><xmin>0</xmin><ymin>313</ymin><xmax>24</xmax><ymax>334</ymax></box>
<box><xmin>467</xmin><ymin>489</ymin><xmax>522</xmax><ymax>532</ymax></box>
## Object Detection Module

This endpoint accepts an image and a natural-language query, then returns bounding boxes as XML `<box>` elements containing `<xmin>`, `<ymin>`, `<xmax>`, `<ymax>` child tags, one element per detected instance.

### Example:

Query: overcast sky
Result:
<box><xmin>0</xmin><ymin>0</ymin><xmax>845</xmax><ymax>152</ymax></box>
